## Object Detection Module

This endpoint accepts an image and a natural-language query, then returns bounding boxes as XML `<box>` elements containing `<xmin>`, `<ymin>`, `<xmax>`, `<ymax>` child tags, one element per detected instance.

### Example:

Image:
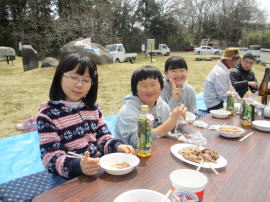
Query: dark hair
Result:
<box><xmin>243</xmin><ymin>53</ymin><xmax>255</xmax><ymax>61</ymax></box>
<box><xmin>49</xmin><ymin>52</ymin><xmax>98</xmax><ymax>107</ymax></box>
<box><xmin>164</xmin><ymin>56</ymin><xmax>188</xmax><ymax>72</ymax></box>
<box><xmin>131</xmin><ymin>66</ymin><xmax>163</xmax><ymax>96</ymax></box>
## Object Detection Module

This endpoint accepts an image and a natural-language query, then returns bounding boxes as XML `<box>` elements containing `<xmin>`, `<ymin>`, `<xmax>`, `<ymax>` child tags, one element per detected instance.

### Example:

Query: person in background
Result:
<box><xmin>229</xmin><ymin>53</ymin><xmax>258</xmax><ymax>98</ymax></box>
<box><xmin>37</xmin><ymin>53</ymin><xmax>133</xmax><ymax>188</ymax></box>
<box><xmin>114</xmin><ymin>66</ymin><xmax>186</xmax><ymax>148</ymax></box>
<box><xmin>161</xmin><ymin>56</ymin><xmax>197</xmax><ymax>113</ymax></box>
<box><xmin>203</xmin><ymin>48</ymin><xmax>241</xmax><ymax>111</ymax></box>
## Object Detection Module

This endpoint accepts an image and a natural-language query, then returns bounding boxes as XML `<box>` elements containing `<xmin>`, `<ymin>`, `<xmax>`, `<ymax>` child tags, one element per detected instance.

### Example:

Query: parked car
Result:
<box><xmin>183</xmin><ymin>46</ymin><xmax>195</xmax><ymax>51</ymax></box>
<box><xmin>193</xmin><ymin>46</ymin><xmax>222</xmax><ymax>55</ymax></box>
<box><xmin>249</xmin><ymin>45</ymin><xmax>261</xmax><ymax>50</ymax></box>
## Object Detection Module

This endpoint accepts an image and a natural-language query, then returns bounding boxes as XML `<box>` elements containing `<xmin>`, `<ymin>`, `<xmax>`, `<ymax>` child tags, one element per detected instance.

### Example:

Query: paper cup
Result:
<box><xmin>170</xmin><ymin>169</ymin><xmax>208</xmax><ymax>202</ymax></box>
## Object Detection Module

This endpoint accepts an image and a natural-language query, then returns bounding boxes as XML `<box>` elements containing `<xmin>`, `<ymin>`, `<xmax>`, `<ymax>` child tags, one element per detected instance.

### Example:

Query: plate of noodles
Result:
<box><xmin>170</xmin><ymin>143</ymin><xmax>227</xmax><ymax>169</ymax></box>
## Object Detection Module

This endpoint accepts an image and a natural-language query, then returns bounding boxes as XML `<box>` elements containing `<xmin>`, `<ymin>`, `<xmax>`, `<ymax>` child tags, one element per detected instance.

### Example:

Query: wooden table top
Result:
<box><xmin>33</xmin><ymin>115</ymin><xmax>270</xmax><ymax>202</ymax></box>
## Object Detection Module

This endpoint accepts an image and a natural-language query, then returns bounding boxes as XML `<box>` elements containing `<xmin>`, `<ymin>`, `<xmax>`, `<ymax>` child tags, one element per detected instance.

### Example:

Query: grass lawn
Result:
<box><xmin>0</xmin><ymin>52</ymin><xmax>265</xmax><ymax>138</ymax></box>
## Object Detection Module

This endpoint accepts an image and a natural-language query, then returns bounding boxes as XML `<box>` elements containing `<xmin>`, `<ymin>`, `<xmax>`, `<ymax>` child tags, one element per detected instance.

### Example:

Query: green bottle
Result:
<box><xmin>240</xmin><ymin>94</ymin><xmax>252</xmax><ymax>126</ymax></box>
<box><xmin>137</xmin><ymin>105</ymin><xmax>152</xmax><ymax>158</ymax></box>
<box><xmin>226</xmin><ymin>86</ymin><xmax>236</xmax><ymax>112</ymax></box>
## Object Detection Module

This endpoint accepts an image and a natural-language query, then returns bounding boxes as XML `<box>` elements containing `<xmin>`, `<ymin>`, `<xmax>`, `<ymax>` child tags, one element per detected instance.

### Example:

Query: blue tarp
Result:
<box><xmin>0</xmin><ymin>131</ymin><xmax>44</xmax><ymax>184</ymax></box>
<box><xmin>0</xmin><ymin>115</ymin><xmax>117</xmax><ymax>184</ymax></box>
<box><xmin>196</xmin><ymin>92</ymin><xmax>206</xmax><ymax>110</ymax></box>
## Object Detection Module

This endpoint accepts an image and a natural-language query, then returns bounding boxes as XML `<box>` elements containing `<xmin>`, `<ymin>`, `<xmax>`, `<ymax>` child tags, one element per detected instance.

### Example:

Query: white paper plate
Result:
<box><xmin>252</xmin><ymin>120</ymin><xmax>270</xmax><ymax>132</ymax></box>
<box><xmin>217</xmin><ymin>125</ymin><xmax>245</xmax><ymax>138</ymax></box>
<box><xmin>171</xmin><ymin>143</ymin><xmax>227</xmax><ymax>169</ymax></box>
<box><xmin>100</xmin><ymin>153</ymin><xmax>140</xmax><ymax>175</ymax></box>
<box><xmin>210</xmin><ymin>109</ymin><xmax>231</xmax><ymax>119</ymax></box>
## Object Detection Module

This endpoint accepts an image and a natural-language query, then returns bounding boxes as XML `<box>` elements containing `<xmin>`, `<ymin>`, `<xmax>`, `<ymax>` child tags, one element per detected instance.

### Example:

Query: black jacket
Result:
<box><xmin>229</xmin><ymin>63</ymin><xmax>258</xmax><ymax>98</ymax></box>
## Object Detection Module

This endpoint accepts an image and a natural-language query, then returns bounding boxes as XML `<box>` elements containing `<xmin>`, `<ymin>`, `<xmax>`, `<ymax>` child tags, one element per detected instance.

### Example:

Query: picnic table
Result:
<box><xmin>33</xmin><ymin>114</ymin><xmax>270</xmax><ymax>202</ymax></box>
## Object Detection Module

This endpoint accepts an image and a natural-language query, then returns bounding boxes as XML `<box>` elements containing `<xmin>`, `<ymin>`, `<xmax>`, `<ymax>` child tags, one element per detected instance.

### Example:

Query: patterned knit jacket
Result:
<box><xmin>37</xmin><ymin>101</ymin><xmax>123</xmax><ymax>178</ymax></box>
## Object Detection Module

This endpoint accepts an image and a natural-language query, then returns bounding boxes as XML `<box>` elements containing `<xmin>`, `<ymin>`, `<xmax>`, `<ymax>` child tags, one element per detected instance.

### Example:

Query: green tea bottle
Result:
<box><xmin>137</xmin><ymin>105</ymin><xmax>152</xmax><ymax>158</ymax></box>
<box><xmin>240</xmin><ymin>94</ymin><xmax>252</xmax><ymax>126</ymax></box>
<box><xmin>226</xmin><ymin>86</ymin><xmax>237</xmax><ymax>112</ymax></box>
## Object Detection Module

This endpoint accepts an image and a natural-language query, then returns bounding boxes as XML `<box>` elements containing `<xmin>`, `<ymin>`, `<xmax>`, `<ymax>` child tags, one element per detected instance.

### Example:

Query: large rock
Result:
<box><xmin>60</xmin><ymin>38</ymin><xmax>113</xmax><ymax>65</ymax></box>
<box><xmin>21</xmin><ymin>45</ymin><xmax>39</xmax><ymax>71</ymax></box>
<box><xmin>0</xmin><ymin>46</ymin><xmax>15</xmax><ymax>56</ymax></box>
<box><xmin>41</xmin><ymin>57</ymin><xmax>59</xmax><ymax>68</ymax></box>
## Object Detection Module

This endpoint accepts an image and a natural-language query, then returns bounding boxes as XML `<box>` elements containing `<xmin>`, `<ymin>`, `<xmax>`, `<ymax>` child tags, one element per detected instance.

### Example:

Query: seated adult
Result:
<box><xmin>229</xmin><ymin>53</ymin><xmax>258</xmax><ymax>98</ymax></box>
<box><xmin>114</xmin><ymin>65</ymin><xmax>186</xmax><ymax>148</ymax></box>
<box><xmin>203</xmin><ymin>48</ymin><xmax>241</xmax><ymax>112</ymax></box>
<box><xmin>161</xmin><ymin>56</ymin><xmax>197</xmax><ymax>113</ymax></box>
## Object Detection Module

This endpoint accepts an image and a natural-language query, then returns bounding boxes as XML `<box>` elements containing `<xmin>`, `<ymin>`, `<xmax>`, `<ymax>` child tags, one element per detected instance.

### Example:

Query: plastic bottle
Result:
<box><xmin>240</xmin><ymin>93</ymin><xmax>253</xmax><ymax>126</ymax></box>
<box><xmin>137</xmin><ymin>105</ymin><xmax>152</xmax><ymax>157</ymax></box>
<box><xmin>258</xmin><ymin>64</ymin><xmax>270</xmax><ymax>105</ymax></box>
<box><xmin>226</xmin><ymin>86</ymin><xmax>237</xmax><ymax>112</ymax></box>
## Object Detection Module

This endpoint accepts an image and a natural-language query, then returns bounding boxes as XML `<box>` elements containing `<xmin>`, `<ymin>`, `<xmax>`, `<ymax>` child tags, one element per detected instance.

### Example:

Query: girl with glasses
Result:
<box><xmin>37</xmin><ymin>52</ymin><xmax>134</xmax><ymax>188</ymax></box>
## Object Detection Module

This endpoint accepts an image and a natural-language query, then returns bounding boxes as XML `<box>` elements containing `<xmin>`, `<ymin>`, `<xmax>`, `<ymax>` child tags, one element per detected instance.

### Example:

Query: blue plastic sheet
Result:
<box><xmin>0</xmin><ymin>115</ymin><xmax>118</xmax><ymax>184</ymax></box>
<box><xmin>0</xmin><ymin>131</ymin><xmax>44</xmax><ymax>184</ymax></box>
<box><xmin>196</xmin><ymin>92</ymin><xmax>207</xmax><ymax>110</ymax></box>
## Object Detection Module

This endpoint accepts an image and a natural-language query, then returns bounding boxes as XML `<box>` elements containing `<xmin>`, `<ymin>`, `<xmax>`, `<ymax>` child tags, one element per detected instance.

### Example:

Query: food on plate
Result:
<box><xmin>110</xmin><ymin>161</ymin><xmax>131</xmax><ymax>169</ymax></box>
<box><xmin>179</xmin><ymin>147</ymin><xmax>219</xmax><ymax>163</ymax></box>
<box><xmin>218</xmin><ymin>127</ymin><xmax>243</xmax><ymax>133</ymax></box>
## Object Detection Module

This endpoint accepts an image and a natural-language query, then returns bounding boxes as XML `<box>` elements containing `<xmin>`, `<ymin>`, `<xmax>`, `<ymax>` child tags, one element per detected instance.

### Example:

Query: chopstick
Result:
<box><xmin>208</xmin><ymin>164</ymin><xmax>219</xmax><ymax>175</ymax></box>
<box><xmin>201</xmin><ymin>155</ymin><xmax>219</xmax><ymax>175</ymax></box>
<box><xmin>162</xmin><ymin>189</ymin><xmax>172</xmax><ymax>202</ymax></box>
<box><xmin>239</xmin><ymin>132</ymin><xmax>254</xmax><ymax>142</ymax></box>
<box><xmin>196</xmin><ymin>159</ymin><xmax>204</xmax><ymax>172</ymax></box>
<box><xmin>67</xmin><ymin>152</ymin><xmax>84</xmax><ymax>159</ymax></box>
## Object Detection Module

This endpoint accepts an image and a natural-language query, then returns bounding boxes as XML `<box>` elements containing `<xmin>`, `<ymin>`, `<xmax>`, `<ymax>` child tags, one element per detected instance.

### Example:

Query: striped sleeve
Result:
<box><xmin>37</xmin><ymin>114</ymin><xmax>81</xmax><ymax>178</ymax></box>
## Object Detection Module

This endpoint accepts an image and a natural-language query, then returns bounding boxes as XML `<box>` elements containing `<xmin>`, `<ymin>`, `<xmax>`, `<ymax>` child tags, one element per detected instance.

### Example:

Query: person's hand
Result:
<box><xmin>171</xmin><ymin>104</ymin><xmax>187</xmax><ymax>121</ymax></box>
<box><xmin>117</xmin><ymin>144</ymin><xmax>134</xmax><ymax>154</ymax></box>
<box><xmin>169</xmin><ymin>79</ymin><xmax>181</xmax><ymax>101</ymax></box>
<box><xmin>248</xmin><ymin>81</ymin><xmax>259</xmax><ymax>89</ymax></box>
<box><xmin>80</xmin><ymin>151</ymin><xmax>100</xmax><ymax>176</ymax></box>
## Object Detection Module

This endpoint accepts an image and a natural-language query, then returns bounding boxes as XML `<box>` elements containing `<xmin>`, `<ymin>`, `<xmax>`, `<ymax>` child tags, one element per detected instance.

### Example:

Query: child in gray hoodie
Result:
<box><xmin>161</xmin><ymin>56</ymin><xmax>197</xmax><ymax>113</ymax></box>
<box><xmin>115</xmin><ymin>66</ymin><xmax>186</xmax><ymax>148</ymax></box>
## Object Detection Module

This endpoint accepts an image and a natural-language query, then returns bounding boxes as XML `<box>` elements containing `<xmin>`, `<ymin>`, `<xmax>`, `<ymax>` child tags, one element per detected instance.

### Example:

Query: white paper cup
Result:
<box><xmin>170</xmin><ymin>169</ymin><xmax>208</xmax><ymax>202</ymax></box>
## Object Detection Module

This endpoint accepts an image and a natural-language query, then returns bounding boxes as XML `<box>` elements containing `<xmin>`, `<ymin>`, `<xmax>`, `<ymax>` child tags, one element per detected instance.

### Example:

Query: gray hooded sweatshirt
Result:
<box><xmin>114</xmin><ymin>94</ymin><xmax>171</xmax><ymax>148</ymax></box>
<box><xmin>161</xmin><ymin>78</ymin><xmax>197</xmax><ymax>113</ymax></box>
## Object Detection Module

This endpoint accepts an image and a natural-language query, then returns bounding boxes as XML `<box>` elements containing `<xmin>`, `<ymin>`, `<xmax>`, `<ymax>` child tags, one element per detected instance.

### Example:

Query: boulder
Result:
<box><xmin>41</xmin><ymin>57</ymin><xmax>59</xmax><ymax>68</ymax></box>
<box><xmin>21</xmin><ymin>45</ymin><xmax>39</xmax><ymax>71</ymax></box>
<box><xmin>60</xmin><ymin>38</ymin><xmax>113</xmax><ymax>65</ymax></box>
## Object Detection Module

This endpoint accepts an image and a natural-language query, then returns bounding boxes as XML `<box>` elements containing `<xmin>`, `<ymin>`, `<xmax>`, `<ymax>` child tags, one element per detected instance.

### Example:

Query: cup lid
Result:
<box><xmin>170</xmin><ymin>169</ymin><xmax>208</xmax><ymax>192</ymax></box>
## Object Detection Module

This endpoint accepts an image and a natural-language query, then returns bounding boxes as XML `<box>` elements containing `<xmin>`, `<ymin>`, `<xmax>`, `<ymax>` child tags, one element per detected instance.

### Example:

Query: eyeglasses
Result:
<box><xmin>63</xmin><ymin>75</ymin><xmax>93</xmax><ymax>86</ymax></box>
